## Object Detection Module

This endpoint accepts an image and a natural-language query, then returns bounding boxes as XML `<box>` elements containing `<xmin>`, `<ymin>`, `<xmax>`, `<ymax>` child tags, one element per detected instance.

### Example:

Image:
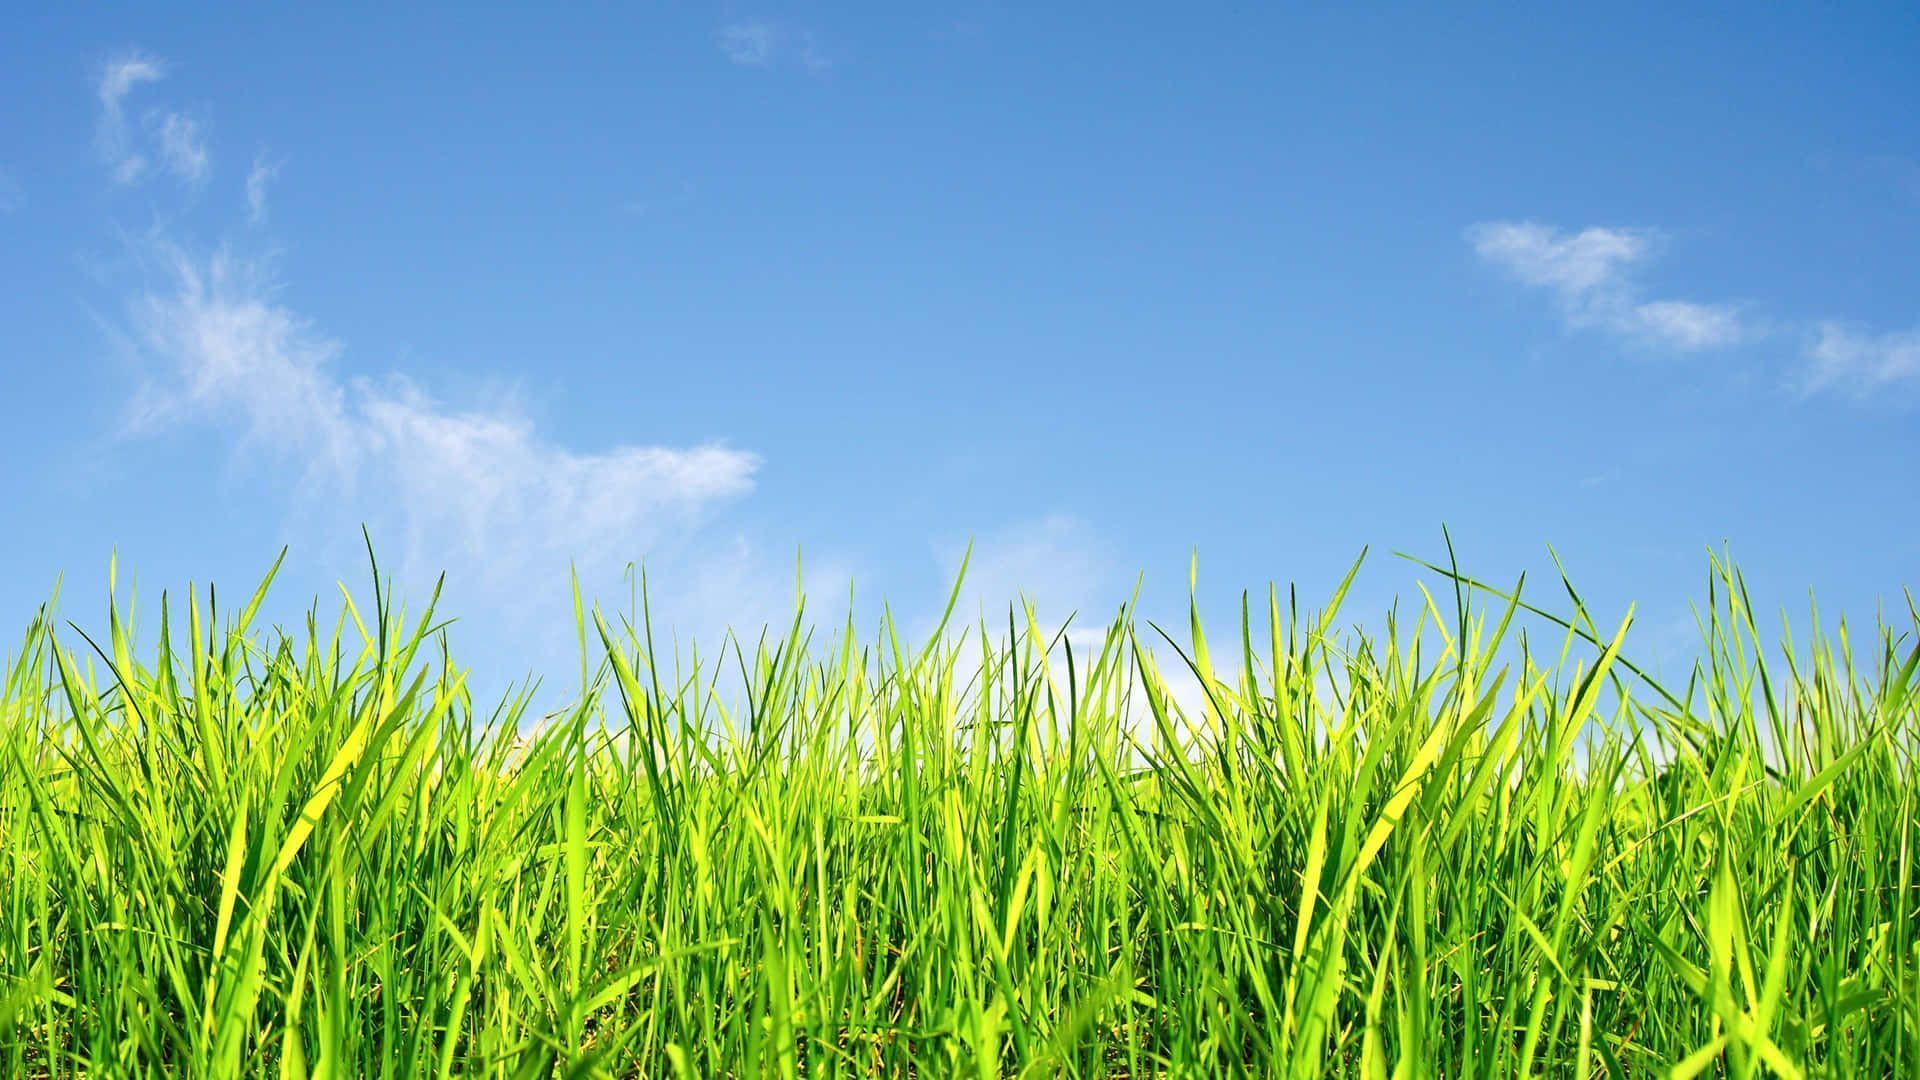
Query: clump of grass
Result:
<box><xmin>1</xmin><ymin>544</ymin><xmax>1915</xmax><ymax>1077</ymax></box>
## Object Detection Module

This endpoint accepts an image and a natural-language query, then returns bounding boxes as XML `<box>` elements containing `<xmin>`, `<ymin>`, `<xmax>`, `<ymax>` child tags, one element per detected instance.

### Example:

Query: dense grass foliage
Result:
<box><xmin>2</xmin><ymin>549</ymin><xmax>1917</xmax><ymax>1078</ymax></box>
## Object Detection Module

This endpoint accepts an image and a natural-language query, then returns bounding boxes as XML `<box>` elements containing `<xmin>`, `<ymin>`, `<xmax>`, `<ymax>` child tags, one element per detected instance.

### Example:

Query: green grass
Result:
<box><xmin>1</xmin><ymin>544</ymin><xmax>1916</xmax><ymax>1078</ymax></box>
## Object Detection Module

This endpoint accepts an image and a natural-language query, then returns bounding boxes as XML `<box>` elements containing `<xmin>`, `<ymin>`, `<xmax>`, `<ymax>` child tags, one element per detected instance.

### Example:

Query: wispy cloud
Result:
<box><xmin>95</xmin><ymin>51</ymin><xmax>209</xmax><ymax>188</ymax></box>
<box><xmin>155</xmin><ymin>111</ymin><xmax>210</xmax><ymax>185</ymax></box>
<box><xmin>86</xmin><ymin>47</ymin><xmax>863</xmax><ymax>688</ymax></box>
<box><xmin>128</xmin><ymin>245</ymin><xmax>761</xmax><ymax>585</ymax></box>
<box><xmin>1470</xmin><ymin>219</ymin><xmax>1920</xmax><ymax>399</ymax></box>
<box><xmin>1803</xmin><ymin>323</ymin><xmax>1920</xmax><ymax>397</ymax></box>
<box><xmin>97</xmin><ymin>52</ymin><xmax>167</xmax><ymax>183</ymax></box>
<box><xmin>245</xmin><ymin>153</ymin><xmax>279</xmax><ymax>224</ymax></box>
<box><xmin>1468</xmin><ymin>221</ymin><xmax>1750</xmax><ymax>351</ymax></box>
<box><xmin>718</xmin><ymin>20</ymin><xmax>779</xmax><ymax>66</ymax></box>
<box><xmin>1630</xmin><ymin>300</ymin><xmax>1748</xmax><ymax>351</ymax></box>
<box><xmin>1470</xmin><ymin>222</ymin><xmax>1652</xmax><ymax>294</ymax></box>
<box><xmin>717</xmin><ymin>19</ymin><xmax>830</xmax><ymax>72</ymax></box>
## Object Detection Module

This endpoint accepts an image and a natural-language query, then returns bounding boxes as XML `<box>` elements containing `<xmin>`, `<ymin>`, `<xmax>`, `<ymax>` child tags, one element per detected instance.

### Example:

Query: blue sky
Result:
<box><xmin>2</xmin><ymin>5</ymin><xmax>1916</xmax><ymax>688</ymax></box>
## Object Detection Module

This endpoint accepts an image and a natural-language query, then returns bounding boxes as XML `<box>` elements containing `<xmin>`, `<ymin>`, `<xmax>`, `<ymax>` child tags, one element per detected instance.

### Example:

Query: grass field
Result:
<box><xmin>2</xmin><ymin>546</ymin><xmax>1916</xmax><ymax>1077</ymax></box>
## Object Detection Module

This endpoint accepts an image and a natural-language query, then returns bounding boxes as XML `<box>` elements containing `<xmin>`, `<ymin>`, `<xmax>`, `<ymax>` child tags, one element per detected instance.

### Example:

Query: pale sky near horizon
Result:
<box><xmin>2</xmin><ymin>6</ymin><xmax>1916</xmax><ymax>692</ymax></box>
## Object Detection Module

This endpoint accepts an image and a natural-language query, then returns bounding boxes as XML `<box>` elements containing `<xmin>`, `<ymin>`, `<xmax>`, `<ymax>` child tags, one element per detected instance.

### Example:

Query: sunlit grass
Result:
<box><xmin>1</xmin><ymin>543</ymin><xmax>1915</xmax><ymax>1077</ymax></box>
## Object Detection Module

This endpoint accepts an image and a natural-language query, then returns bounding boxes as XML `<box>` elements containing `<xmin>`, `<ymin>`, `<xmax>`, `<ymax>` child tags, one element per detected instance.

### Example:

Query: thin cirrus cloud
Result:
<box><xmin>97</xmin><ymin>52</ymin><xmax>166</xmax><ymax>183</ymax></box>
<box><xmin>126</xmin><ymin>245</ymin><xmax>763</xmax><ymax>587</ymax></box>
<box><xmin>1466</xmin><ymin>221</ymin><xmax>1751</xmax><ymax>351</ymax></box>
<box><xmin>155</xmin><ymin>112</ymin><xmax>210</xmax><ymax>185</ymax></box>
<box><xmin>1803</xmin><ymin>323</ymin><xmax>1920</xmax><ymax>397</ymax></box>
<box><xmin>123</xmin><ymin>242</ymin><xmax>831</xmax><ymax>682</ymax></box>
<box><xmin>96</xmin><ymin>51</ymin><xmax>208</xmax><ymax>186</ymax></box>
<box><xmin>93</xmin><ymin>49</ymin><xmax>816</xmax><ymax>671</ymax></box>
<box><xmin>1469</xmin><ymin>220</ymin><xmax>1920</xmax><ymax>398</ymax></box>
<box><xmin>245</xmin><ymin>153</ymin><xmax>279</xmax><ymax>224</ymax></box>
<box><xmin>717</xmin><ymin>20</ymin><xmax>830</xmax><ymax>71</ymax></box>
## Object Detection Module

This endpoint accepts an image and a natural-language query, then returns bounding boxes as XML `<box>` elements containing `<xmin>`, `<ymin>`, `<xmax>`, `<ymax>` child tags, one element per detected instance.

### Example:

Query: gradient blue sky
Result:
<box><xmin>3</xmin><ymin>5</ymin><xmax>1916</xmax><ymax>685</ymax></box>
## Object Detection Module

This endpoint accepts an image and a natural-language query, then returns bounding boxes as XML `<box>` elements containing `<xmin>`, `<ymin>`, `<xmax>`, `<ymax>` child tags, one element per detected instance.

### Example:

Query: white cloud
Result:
<box><xmin>356</xmin><ymin>379</ymin><xmax>760</xmax><ymax>576</ymax></box>
<box><xmin>718</xmin><ymin>20</ymin><xmax>779</xmax><ymax>66</ymax></box>
<box><xmin>154</xmin><ymin>111</ymin><xmax>210</xmax><ymax>185</ymax></box>
<box><xmin>97</xmin><ymin>52</ymin><xmax>166</xmax><ymax>183</ymax></box>
<box><xmin>128</xmin><ymin>249</ymin><xmax>355</xmax><ymax>468</ymax></box>
<box><xmin>1470</xmin><ymin>220</ymin><xmax>1920</xmax><ymax>402</ymax></box>
<box><xmin>1803</xmin><ymin>323</ymin><xmax>1920</xmax><ymax>396</ymax></box>
<box><xmin>88</xmin><ymin>49</ymin><xmax>859</xmax><ymax>696</ymax></box>
<box><xmin>717</xmin><ymin>20</ymin><xmax>830</xmax><ymax>71</ymax></box>
<box><xmin>1629</xmin><ymin>299</ymin><xmax>1748</xmax><ymax>350</ymax></box>
<box><xmin>127</xmin><ymin>244</ymin><xmax>763</xmax><ymax>618</ymax></box>
<box><xmin>98</xmin><ymin>52</ymin><xmax>165</xmax><ymax>108</ymax></box>
<box><xmin>1468</xmin><ymin>222</ymin><xmax>1651</xmax><ymax>294</ymax></box>
<box><xmin>246</xmin><ymin>153</ymin><xmax>278</xmax><ymax>224</ymax></box>
<box><xmin>95</xmin><ymin>51</ymin><xmax>210</xmax><ymax>188</ymax></box>
<box><xmin>1468</xmin><ymin>221</ymin><xmax>1749</xmax><ymax>351</ymax></box>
